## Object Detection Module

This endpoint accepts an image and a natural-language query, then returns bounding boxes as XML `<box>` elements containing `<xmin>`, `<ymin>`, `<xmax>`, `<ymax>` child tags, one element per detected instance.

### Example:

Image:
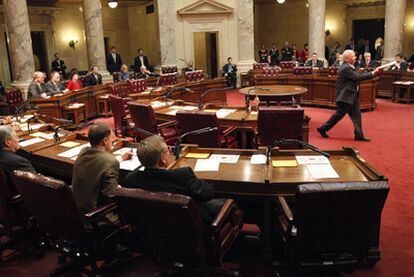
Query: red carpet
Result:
<box><xmin>1</xmin><ymin>91</ymin><xmax>413</xmax><ymax>276</ymax></box>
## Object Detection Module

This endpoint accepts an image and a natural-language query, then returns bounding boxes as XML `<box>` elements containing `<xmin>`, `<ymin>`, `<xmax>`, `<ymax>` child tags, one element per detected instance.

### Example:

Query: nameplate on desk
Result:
<box><xmin>185</xmin><ymin>152</ymin><xmax>210</xmax><ymax>159</ymax></box>
<box><xmin>19</xmin><ymin>137</ymin><xmax>45</xmax><ymax>147</ymax></box>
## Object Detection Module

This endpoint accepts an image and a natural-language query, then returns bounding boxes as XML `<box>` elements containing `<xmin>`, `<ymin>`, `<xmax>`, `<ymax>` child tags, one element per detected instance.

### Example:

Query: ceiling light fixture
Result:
<box><xmin>277</xmin><ymin>0</ymin><xmax>286</xmax><ymax>3</ymax></box>
<box><xmin>108</xmin><ymin>0</ymin><xmax>118</xmax><ymax>9</ymax></box>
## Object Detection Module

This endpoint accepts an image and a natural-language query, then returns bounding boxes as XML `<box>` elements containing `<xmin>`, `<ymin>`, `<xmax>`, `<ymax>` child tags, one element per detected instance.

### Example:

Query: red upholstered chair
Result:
<box><xmin>253</xmin><ymin>63</ymin><xmax>269</xmax><ymax>70</ymax></box>
<box><xmin>128</xmin><ymin>78</ymin><xmax>146</xmax><ymax>93</ymax></box>
<box><xmin>176</xmin><ymin>110</ymin><xmax>238</xmax><ymax>148</ymax></box>
<box><xmin>185</xmin><ymin>70</ymin><xmax>204</xmax><ymax>82</ymax></box>
<box><xmin>159</xmin><ymin>73</ymin><xmax>177</xmax><ymax>86</ymax></box>
<box><xmin>161</xmin><ymin>66</ymin><xmax>178</xmax><ymax>74</ymax></box>
<box><xmin>109</xmin><ymin>94</ymin><xmax>130</xmax><ymax>136</ymax></box>
<box><xmin>110</xmin><ymin>82</ymin><xmax>130</xmax><ymax>99</ymax></box>
<box><xmin>293</xmin><ymin>67</ymin><xmax>312</xmax><ymax>75</ymax></box>
<box><xmin>115</xmin><ymin>187</ymin><xmax>243</xmax><ymax>276</ymax></box>
<box><xmin>256</xmin><ymin>107</ymin><xmax>304</xmax><ymax>148</ymax></box>
<box><xmin>263</xmin><ymin>66</ymin><xmax>282</xmax><ymax>76</ymax></box>
<box><xmin>11</xmin><ymin>171</ymin><xmax>130</xmax><ymax>276</ymax></box>
<box><xmin>280</xmin><ymin>61</ymin><xmax>296</xmax><ymax>69</ymax></box>
<box><xmin>4</xmin><ymin>88</ymin><xmax>24</xmax><ymax>113</ymax></box>
<box><xmin>328</xmin><ymin>67</ymin><xmax>339</xmax><ymax>76</ymax></box>
<box><xmin>127</xmin><ymin>102</ymin><xmax>178</xmax><ymax>144</ymax></box>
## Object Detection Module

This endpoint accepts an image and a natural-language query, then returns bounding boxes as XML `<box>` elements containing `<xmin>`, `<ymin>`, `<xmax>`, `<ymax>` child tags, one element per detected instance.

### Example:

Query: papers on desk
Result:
<box><xmin>30</xmin><ymin>132</ymin><xmax>63</xmax><ymax>140</ymax></box>
<box><xmin>28</xmin><ymin>124</ymin><xmax>45</xmax><ymax>130</ymax></box>
<box><xmin>60</xmin><ymin>141</ymin><xmax>80</xmax><ymax>148</ymax></box>
<box><xmin>306</xmin><ymin>164</ymin><xmax>339</xmax><ymax>179</ymax></box>
<box><xmin>194</xmin><ymin>159</ymin><xmax>220</xmax><ymax>172</ymax></box>
<box><xmin>166</xmin><ymin>105</ymin><xmax>198</xmax><ymax>115</ymax></box>
<box><xmin>273</xmin><ymin>160</ymin><xmax>298</xmax><ymax>167</ymax></box>
<box><xmin>150</xmin><ymin>101</ymin><xmax>168</xmax><ymax>108</ymax></box>
<box><xmin>185</xmin><ymin>152</ymin><xmax>210</xmax><ymax>159</ymax></box>
<box><xmin>250</xmin><ymin>154</ymin><xmax>267</xmax><ymax>165</ymax></box>
<box><xmin>119</xmin><ymin>155</ymin><xmax>142</xmax><ymax>171</ymax></box>
<box><xmin>19</xmin><ymin>137</ymin><xmax>45</xmax><ymax>147</ymax></box>
<box><xmin>296</xmin><ymin>155</ymin><xmax>330</xmax><ymax>165</ymax></box>
<box><xmin>209</xmin><ymin>154</ymin><xmax>240</xmax><ymax>164</ymax></box>
<box><xmin>57</xmin><ymin>143</ymin><xmax>90</xmax><ymax>158</ymax></box>
<box><xmin>67</xmin><ymin>103</ymin><xmax>84</xmax><ymax>109</ymax></box>
<box><xmin>216</xmin><ymin>109</ymin><xmax>237</xmax><ymax>119</ymax></box>
<box><xmin>113</xmin><ymin>147</ymin><xmax>137</xmax><ymax>156</ymax></box>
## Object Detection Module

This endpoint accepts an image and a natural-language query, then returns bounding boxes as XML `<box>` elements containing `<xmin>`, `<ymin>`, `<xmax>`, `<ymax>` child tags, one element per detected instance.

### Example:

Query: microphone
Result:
<box><xmin>269</xmin><ymin>139</ymin><xmax>330</xmax><ymax>159</ymax></box>
<box><xmin>173</xmin><ymin>127</ymin><xmax>218</xmax><ymax>159</ymax></box>
<box><xmin>115</xmin><ymin>126</ymin><xmax>156</xmax><ymax>141</ymax></box>
<box><xmin>26</xmin><ymin>114</ymin><xmax>38</xmax><ymax>133</ymax></box>
<box><xmin>198</xmin><ymin>87</ymin><xmax>230</xmax><ymax>110</ymax></box>
<box><xmin>246</xmin><ymin>87</ymin><xmax>269</xmax><ymax>112</ymax></box>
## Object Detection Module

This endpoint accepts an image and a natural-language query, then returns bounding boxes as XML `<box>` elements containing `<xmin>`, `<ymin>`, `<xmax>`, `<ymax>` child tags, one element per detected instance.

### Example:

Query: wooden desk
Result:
<box><xmin>239</xmin><ymin>85</ymin><xmax>307</xmax><ymax>106</ymax></box>
<box><xmin>392</xmin><ymin>81</ymin><xmax>414</xmax><ymax>103</ymax></box>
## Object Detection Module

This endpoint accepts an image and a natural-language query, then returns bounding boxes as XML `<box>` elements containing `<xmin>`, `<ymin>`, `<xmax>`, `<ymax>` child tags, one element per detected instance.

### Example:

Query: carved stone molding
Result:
<box><xmin>177</xmin><ymin>0</ymin><xmax>233</xmax><ymax>16</ymax></box>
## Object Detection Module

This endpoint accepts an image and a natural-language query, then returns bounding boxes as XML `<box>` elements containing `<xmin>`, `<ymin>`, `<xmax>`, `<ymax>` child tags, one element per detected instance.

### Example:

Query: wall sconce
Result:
<box><xmin>69</xmin><ymin>39</ymin><xmax>78</xmax><ymax>50</ymax></box>
<box><xmin>108</xmin><ymin>0</ymin><xmax>118</xmax><ymax>8</ymax></box>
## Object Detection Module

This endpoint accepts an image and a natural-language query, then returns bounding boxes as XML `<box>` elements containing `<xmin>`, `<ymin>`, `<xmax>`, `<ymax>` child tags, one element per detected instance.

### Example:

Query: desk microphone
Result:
<box><xmin>115</xmin><ymin>126</ymin><xmax>156</xmax><ymax>141</ymax></box>
<box><xmin>173</xmin><ymin>127</ymin><xmax>218</xmax><ymax>159</ymax></box>
<box><xmin>26</xmin><ymin>114</ymin><xmax>38</xmax><ymax>133</ymax></box>
<box><xmin>246</xmin><ymin>87</ymin><xmax>269</xmax><ymax>112</ymax></box>
<box><xmin>198</xmin><ymin>87</ymin><xmax>230</xmax><ymax>110</ymax></box>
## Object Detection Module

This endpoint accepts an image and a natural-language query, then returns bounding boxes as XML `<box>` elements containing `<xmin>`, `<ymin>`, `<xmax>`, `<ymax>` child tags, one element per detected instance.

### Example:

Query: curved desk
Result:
<box><xmin>239</xmin><ymin>85</ymin><xmax>308</xmax><ymax>106</ymax></box>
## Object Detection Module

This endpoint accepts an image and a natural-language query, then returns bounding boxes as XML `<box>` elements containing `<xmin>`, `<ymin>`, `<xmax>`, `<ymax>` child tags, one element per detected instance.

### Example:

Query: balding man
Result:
<box><xmin>317</xmin><ymin>50</ymin><xmax>381</xmax><ymax>141</ymax></box>
<box><xmin>358</xmin><ymin>52</ymin><xmax>376</xmax><ymax>70</ymax></box>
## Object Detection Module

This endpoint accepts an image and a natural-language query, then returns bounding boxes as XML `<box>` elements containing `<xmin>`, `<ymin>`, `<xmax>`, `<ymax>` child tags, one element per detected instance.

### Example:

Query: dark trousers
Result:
<box><xmin>320</xmin><ymin>99</ymin><xmax>364</xmax><ymax>138</ymax></box>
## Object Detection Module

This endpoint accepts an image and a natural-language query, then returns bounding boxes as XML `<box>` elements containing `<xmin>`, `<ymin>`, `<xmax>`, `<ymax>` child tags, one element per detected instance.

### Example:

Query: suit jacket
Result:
<box><xmin>124</xmin><ymin>167</ymin><xmax>221</xmax><ymax>222</ymax></box>
<box><xmin>305</xmin><ymin>59</ymin><xmax>324</xmax><ymax>68</ymax></box>
<box><xmin>51</xmin><ymin>59</ymin><xmax>66</xmax><ymax>76</ymax></box>
<box><xmin>106</xmin><ymin>53</ymin><xmax>123</xmax><ymax>73</ymax></box>
<box><xmin>222</xmin><ymin>63</ymin><xmax>237</xmax><ymax>77</ymax></box>
<box><xmin>268</xmin><ymin>49</ymin><xmax>279</xmax><ymax>65</ymax></box>
<box><xmin>375</xmin><ymin>45</ymin><xmax>384</xmax><ymax>60</ymax></box>
<box><xmin>83</xmin><ymin>73</ymin><xmax>103</xmax><ymax>87</ymax></box>
<box><xmin>332</xmin><ymin>60</ymin><xmax>344</xmax><ymax>68</ymax></box>
<box><xmin>390</xmin><ymin>62</ymin><xmax>408</xmax><ymax>71</ymax></box>
<box><xmin>336</xmin><ymin>63</ymin><xmax>375</xmax><ymax>105</ymax></box>
<box><xmin>72</xmin><ymin>147</ymin><xmax>119</xmax><ymax>217</ymax></box>
<box><xmin>358</xmin><ymin>60</ymin><xmax>376</xmax><ymax>69</ymax></box>
<box><xmin>281</xmin><ymin>46</ymin><xmax>293</xmax><ymax>61</ymax></box>
<box><xmin>45</xmin><ymin>80</ymin><xmax>65</xmax><ymax>96</ymax></box>
<box><xmin>0</xmin><ymin>149</ymin><xmax>36</xmax><ymax>194</ymax></box>
<box><xmin>27</xmin><ymin>81</ymin><xmax>47</xmax><ymax>109</ymax></box>
<box><xmin>134</xmin><ymin>55</ymin><xmax>151</xmax><ymax>72</ymax></box>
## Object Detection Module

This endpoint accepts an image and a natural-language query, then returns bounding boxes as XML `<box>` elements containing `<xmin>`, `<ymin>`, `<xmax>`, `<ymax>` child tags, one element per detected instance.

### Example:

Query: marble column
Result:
<box><xmin>383</xmin><ymin>0</ymin><xmax>406</xmax><ymax>61</ymax></box>
<box><xmin>82</xmin><ymin>0</ymin><xmax>111</xmax><ymax>82</ymax></box>
<box><xmin>156</xmin><ymin>0</ymin><xmax>177</xmax><ymax>68</ymax></box>
<box><xmin>237</xmin><ymin>0</ymin><xmax>256</xmax><ymax>86</ymax></box>
<box><xmin>3</xmin><ymin>0</ymin><xmax>35</xmax><ymax>96</ymax></box>
<box><xmin>308</xmin><ymin>0</ymin><xmax>326</xmax><ymax>61</ymax></box>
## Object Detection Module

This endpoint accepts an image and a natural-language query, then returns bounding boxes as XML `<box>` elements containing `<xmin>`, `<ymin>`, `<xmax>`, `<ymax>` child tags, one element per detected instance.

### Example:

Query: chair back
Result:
<box><xmin>328</xmin><ymin>67</ymin><xmax>339</xmax><ymax>76</ymax></box>
<box><xmin>257</xmin><ymin>107</ymin><xmax>304</xmax><ymax>147</ymax></box>
<box><xmin>159</xmin><ymin>73</ymin><xmax>177</xmax><ymax>86</ymax></box>
<box><xmin>112</xmin><ymin>72</ymin><xmax>120</xmax><ymax>83</ymax></box>
<box><xmin>293</xmin><ymin>66</ymin><xmax>313</xmax><ymax>75</ymax></box>
<box><xmin>280</xmin><ymin>61</ymin><xmax>296</xmax><ymax>69</ymax></box>
<box><xmin>4</xmin><ymin>88</ymin><xmax>24</xmax><ymax>109</ymax></box>
<box><xmin>12</xmin><ymin>171</ymin><xmax>84</xmax><ymax>245</ymax></box>
<box><xmin>110</xmin><ymin>82</ymin><xmax>129</xmax><ymax>98</ymax></box>
<box><xmin>0</xmin><ymin>166</ymin><xmax>15</xmax><ymax>202</ymax></box>
<box><xmin>185</xmin><ymin>70</ymin><xmax>204</xmax><ymax>82</ymax></box>
<box><xmin>109</xmin><ymin>94</ymin><xmax>127</xmax><ymax>130</ymax></box>
<box><xmin>263</xmin><ymin>67</ymin><xmax>281</xmax><ymax>76</ymax></box>
<box><xmin>127</xmin><ymin>102</ymin><xmax>158</xmax><ymax>136</ymax></box>
<box><xmin>176</xmin><ymin>110</ymin><xmax>221</xmax><ymax>147</ymax></box>
<box><xmin>292</xmin><ymin>181</ymin><xmax>389</xmax><ymax>262</ymax></box>
<box><xmin>253</xmin><ymin>63</ymin><xmax>268</xmax><ymax>70</ymax></box>
<box><xmin>161</xmin><ymin>66</ymin><xmax>178</xmax><ymax>74</ymax></box>
<box><xmin>115</xmin><ymin>187</ymin><xmax>205</xmax><ymax>265</ymax></box>
<box><xmin>128</xmin><ymin>79</ymin><xmax>146</xmax><ymax>93</ymax></box>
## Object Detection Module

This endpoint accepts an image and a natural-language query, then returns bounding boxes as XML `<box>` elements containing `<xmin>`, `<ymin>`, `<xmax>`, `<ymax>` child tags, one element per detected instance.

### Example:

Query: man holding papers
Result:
<box><xmin>317</xmin><ymin>50</ymin><xmax>381</xmax><ymax>141</ymax></box>
<box><xmin>124</xmin><ymin>135</ymin><xmax>226</xmax><ymax>225</ymax></box>
<box><xmin>72</xmin><ymin>123</ymin><xmax>132</xmax><ymax>225</ymax></box>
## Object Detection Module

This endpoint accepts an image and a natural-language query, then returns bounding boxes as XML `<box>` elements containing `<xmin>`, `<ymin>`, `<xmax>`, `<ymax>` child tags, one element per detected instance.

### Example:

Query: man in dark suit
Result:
<box><xmin>51</xmin><ymin>52</ymin><xmax>67</xmax><ymax>79</ymax></box>
<box><xmin>358</xmin><ymin>52</ymin><xmax>376</xmax><ymax>70</ymax></box>
<box><xmin>106</xmin><ymin>46</ymin><xmax>123</xmax><ymax>74</ymax></box>
<box><xmin>27</xmin><ymin>71</ymin><xmax>47</xmax><ymax>109</ymax></box>
<box><xmin>375</xmin><ymin>40</ymin><xmax>384</xmax><ymax>61</ymax></box>
<box><xmin>124</xmin><ymin>135</ymin><xmax>225</xmax><ymax>224</ymax></box>
<box><xmin>222</xmin><ymin>57</ymin><xmax>237</xmax><ymax>88</ymax></box>
<box><xmin>281</xmin><ymin>41</ymin><xmax>293</xmax><ymax>61</ymax></box>
<box><xmin>390</xmin><ymin>54</ymin><xmax>408</xmax><ymax>71</ymax></box>
<box><xmin>72</xmin><ymin>123</ymin><xmax>132</xmax><ymax>223</ymax></box>
<box><xmin>83</xmin><ymin>66</ymin><xmax>103</xmax><ymax>87</ymax></box>
<box><xmin>0</xmin><ymin>125</ymin><xmax>36</xmax><ymax>192</ymax></box>
<box><xmin>317</xmin><ymin>50</ymin><xmax>381</xmax><ymax>141</ymax></box>
<box><xmin>134</xmin><ymin>49</ymin><xmax>152</xmax><ymax>72</ymax></box>
<box><xmin>45</xmin><ymin>71</ymin><xmax>66</xmax><ymax>95</ymax></box>
<box><xmin>360</xmin><ymin>39</ymin><xmax>374</xmax><ymax>58</ymax></box>
<box><xmin>345</xmin><ymin>38</ymin><xmax>357</xmax><ymax>55</ymax></box>
<box><xmin>305</xmin><ymin>53</ymin><xmax>324</xmax><ymax>69</ymax></box>
<box><xmin>268</xmin><ymin>43</ymin><xmax>279</xmax><ymax>66</ymax></box>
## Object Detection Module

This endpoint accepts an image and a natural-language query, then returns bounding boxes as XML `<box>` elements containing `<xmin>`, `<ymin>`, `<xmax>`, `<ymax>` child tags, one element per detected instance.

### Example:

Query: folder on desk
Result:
<box><xmin>185</xmin><ymin>153</ymin><xmax>210</xmax><ymax>159</ymax></box>
<box><xmin>272</xmin><ymin>160</ymin><xmax>298</xmax><ymax>167</ymax></box>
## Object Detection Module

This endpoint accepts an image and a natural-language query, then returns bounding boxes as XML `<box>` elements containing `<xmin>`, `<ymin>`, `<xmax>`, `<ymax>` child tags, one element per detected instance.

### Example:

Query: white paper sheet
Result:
<box><xmin>377</xmin><ymin>61</ymin><xmax>397</xmax><ymax>70</ymax></box>
<box><xmin>113</xmin><ymin>147</ymin><xmax>137</xmax><ymax>156</ymax></box>
<box><xmin>150</xmin><ymin>101</ymin><xmax>169</xmax><ymax>108</ymax></box>
<box><xmin>19</xmin><ymin>137</ymin><xmax>44</xmax><ymax>147</ymax></box>
<box><xmin>216</xmin><ymin>109</ymin><xmax>237</xmax><ymax>119</ymax></box>
<box><xmin>209</xmin><ymin>154</ymin><xmax>240</xmax><ymax>164</ymax></box>
<box><xmin>250</xmin><ymin>154</ymin><xmax>267</xmax><ymax>165</ymax></box>
<box><xmin>57</xmin><ymin>143</ymin><xmax>90</xmax><ymax>158</ymax></box>
<box><xmin>119</xmin><ymin>155</ymin><xmax>142</xmax><ymax>171</ymax></box>
<box><xmin>306</xmin><ymin>164</ymin><xmax>339</xmax><ymax>179</ymax></box>
<box><xmin>296</xmin><ymin>155</ymin><xmax>330</xmax><ymax>165</ymax></box>
<box><xmin>28</xmin><ymin>124</ymin><xmax>45</xmax><ymax>130</ymax></box>
<box><xmin>194</xmin><ymin>159</ymin><xmax>220</xmax><ymax>172</ymax></box>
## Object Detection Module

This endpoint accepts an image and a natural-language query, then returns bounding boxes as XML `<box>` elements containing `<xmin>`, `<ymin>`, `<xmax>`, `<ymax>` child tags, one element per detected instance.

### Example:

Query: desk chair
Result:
<box><xmin>185</xmin><ymin>70</ymin><xmax>204</xmax><ymax>82</ymax></box>
<box><xmin>128</xmin><ymin>79</ymin><xmax>146</xmax><ymax>93</ymax></box>
<box><xmin>159</xmin><ymin>73</ymin><xmax>177</xmax><ymax>86</ymax></box>
<box><xmin>161</xmin><ymin>66</ymin><xmax>178</xmax><ymax>74</ymax></box>
<box><xmin>115</xmin><ymin>187</ymin><xmax>243</xmax><ymax>276</ymax></box>
<box><xmin>274</xmin><ymin>181</ymin><xmax>389</xmax><ymax>275</ymax></box>
<box><xmin>110</xmin><ymin>82</ymin><xmax>130</xmax><ymax>99</ymax></box>
<box><xmin>11</xmin><ymin>171</ymin><xmax>130</xmax><ymax>276</ymax></box>
<box><xmin>176</xmin><ymin>110</ymin><xmax>238</xmax><ymax>148</ymax></box>
<box><xmin>109</xmin><ymin>94</ymin><xmax>131</xmax><ymax>137</ymax></box>
<box><xmin>4</xmin><ymin>88</ymin><xmax>24</xmax><ymax>114</ymax></box>
<box><xmin>256</xmin><ymin>107</ymin><xmax>304</xmax><ymax>148</ymax></box>
<box><xmin>127</xmin><ymin>102</ymin><xmax>178</xmax><ymax>144</ymax></box>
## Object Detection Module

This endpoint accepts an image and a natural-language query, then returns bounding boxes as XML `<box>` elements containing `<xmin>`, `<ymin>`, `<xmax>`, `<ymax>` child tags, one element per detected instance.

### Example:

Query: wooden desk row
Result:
<box><xmin>376</xmin><ymin>71</ymin><xmax>414</xmax><ymax>99</ymax></box>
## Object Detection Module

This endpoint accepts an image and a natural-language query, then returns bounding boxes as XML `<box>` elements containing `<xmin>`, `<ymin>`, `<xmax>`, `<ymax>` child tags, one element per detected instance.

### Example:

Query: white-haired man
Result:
<box><xmin>317</xmin><ymin>50</ymin><xmax>381</xmax><ymax>141</ymax></box>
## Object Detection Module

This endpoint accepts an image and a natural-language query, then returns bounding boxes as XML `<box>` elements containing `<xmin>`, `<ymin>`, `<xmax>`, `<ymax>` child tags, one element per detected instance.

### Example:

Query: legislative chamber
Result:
<box><xmin>0</xmin><ymin>0</ymin><xmax>412</xmax><ymax>276</ymax></box>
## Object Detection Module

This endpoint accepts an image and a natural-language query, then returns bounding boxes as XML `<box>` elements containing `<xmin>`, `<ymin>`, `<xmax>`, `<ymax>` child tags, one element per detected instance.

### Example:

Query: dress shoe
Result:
<box><xmin>354</xmin><ymin>137</ymin><xmax>371</xmax><ymax>142</ymax></box>
<box><xmin>317</xmin><ymin>127</ymin><xmax>329</xmax><ymax>138</ymax></box>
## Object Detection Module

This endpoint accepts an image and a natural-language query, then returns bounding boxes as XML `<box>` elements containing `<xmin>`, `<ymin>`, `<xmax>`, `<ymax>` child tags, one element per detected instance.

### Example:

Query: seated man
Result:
<box><xmin>45</xmin><ymin>71</ymin><xmax>67</xmax><ymax>96</ymax></box>
<box><xmin>72</xmin><ymin>123</ymin><xmax>132</xmax><ymax>222</ymax></box>
<box><xmin>27</xmin><ymin>71</ymin><xmax>47</xmax><ymax>109</ymax></box>
<box><xmin>358</xmin><ymin>52</ymin><xmax>376</xmax><ymax>70</ymax></box>
<box><xmin>305</xmin><ymin>53</ymin><xmax>324</xmax><ymax>69</ymax></box>
<box><xmin>332</xmin><ymin>53</ymin><xmax>344</xmax><ymax>67</ymax></box>
<box><xmin>124</xmin><ymin>135</ymin><xmax>225</xmax><ymax>224</ymax></box>
<box><xmin>0</xmin><ymin>125</ymin><xmax>36</xmax><ymax>193</ymax></box>
<box><xmin>136</xmin><ymin>66</ymin><xmax>152</xmax><ymax>79</ymax></box>
<box><xmin>222</xmin><ymin>57</ymin><xmax>237</xmax><ymax>88</ymax></box>
<box><xmin>83</xmin><ymin>66</ymin><xmax>103</xmax><ymax>87</ymax></box>
<box><xmin>390</xmin><ymin>54</ymin><xmax>408</xmax><ymax>71</ymax></box>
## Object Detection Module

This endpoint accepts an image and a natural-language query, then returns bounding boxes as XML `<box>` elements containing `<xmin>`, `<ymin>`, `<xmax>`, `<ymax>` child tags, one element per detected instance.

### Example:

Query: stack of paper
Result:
<box><xmin>296</xmin><ymin>155</ymin><xmax>330</xmax><ymax>165</ymax></box>
<box><xmin>194</xmin><ymin>159</ymin><xmax>220</xmax><ymax>172</ymax></box>
<box><xmin>113</xmin><ymin>147</ymin><xmax>137</xmax><ymax>156</ymax></box>
<box><xmin>150</xmin><ymin>101</ymin><xmax>168</xmax><ymax>108</ymax></box>
<box><xmin>119</xmin><ymin>155</ymin><xmax>141</xmax><ymax>171</ymax></box>
<box><xmin>60</xmin><ymin>141</ymin><xmax>81</xmax><ymax>148</ymax></box>
<box><xmin>19</xmin><ymin>137</ymin><xmax>44</xmax><ymax>147</ymax></box>
<box><xmin>57</xmin><ymin>143</ymin><xmax>90</xmax><ymax>158</ymax></box>
<box><xmin>216</xmin><ymin>109</ymin><xmax>237</xmax><ymax>119</ymax></box>
<box><xmin>272</xmin><ymin>160</ymin><xmax>298</xmax><ymax>167</ymax></box>
<box><xmin>250</xmin><ymin>154</ymin><xmax>267</xmax><ymax>164</ymax></box>
<box><xmin>295</xmin><ymin>155</ymin><xmax>339</xmax><ymax>179</ymax></box>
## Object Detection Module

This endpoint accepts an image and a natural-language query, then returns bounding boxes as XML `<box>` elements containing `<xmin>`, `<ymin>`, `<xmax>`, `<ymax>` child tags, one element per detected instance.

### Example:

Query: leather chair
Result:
<box><xmin>159</xmin><ymin>73</ymin><xmax>177</xmax><ymax>86</ymax></box>
<box><xmin>263</xmin><ymin>67</ymin><xmax>281</xmax><ymax>76</ymax></box>
<box><xmin>128</xmin><ymin>78</ymin><xmax>146</xmax><ymax>93</ymax></box>
<box><xmin>280</xmin><ymin>61</ymin><xmax>296</xmax><ymax>69</ymax></box>
<box><xmin>274</xmin><ymin>181</ymin><xmax>389</xmax><ymax>274</ymax></box>
<box><xmin>185</xmin><ymin>70</ymin><xmax>204</xmax><ymax>82</ymax></box>
<box><xmin>109</xmin><ymin>94</ymin><xmax>130</xmax><ymax>137</ymax></box>
<box><xmin>11</xmin><ymin>170</ymin><xmax>130</xmax><ymax>276</ymax></box>
<box><xmin>127</xmin><ymin>102</ymin><xmax>178</xmax><ymax>144</ymax></box>
<box><xmin>112</xmin><ymin>72</ymin><xmax>120</xmax><ymax>83</ymax></box>
<box><xmin>4</xmin><ymin>88</ymin><xmax>24</xmax><ymax>114</ymax></box>
<box><xmin>161</xmin><ymin>66</ymin><xmax>178</xmax><ymax>74</ymax></box>
<box><xmin>110</xmin><ymin>82</ymin><xmax>130</xmax><ymax>99</ymax></box>
<box><xmin>253</xmin><ymin>63</ymin><xmax>269</xmax><ymax>70</ymax></box>
<box><xmin>293</xmin><ymin>67</ymin><xmax>313</xmax><ymax>75</ymax></box>
<box><xmin>256</xmin><ymin>107</ymin><xmax>304</xmax><ymax>148</ymax></box>
<box><xmin>176</xmin><ymin>110</ymin><xmax>238</xmax><ymax>148</ymax></box>
<box><xmin>328</xmin><ymin>67</ymin><xmax>339</xmax><ymax>76</ymax></box>
<box><xmin>115</xmin><ymin>187</ymin><xmax>243</xmax><ymax>276</ymax></box>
